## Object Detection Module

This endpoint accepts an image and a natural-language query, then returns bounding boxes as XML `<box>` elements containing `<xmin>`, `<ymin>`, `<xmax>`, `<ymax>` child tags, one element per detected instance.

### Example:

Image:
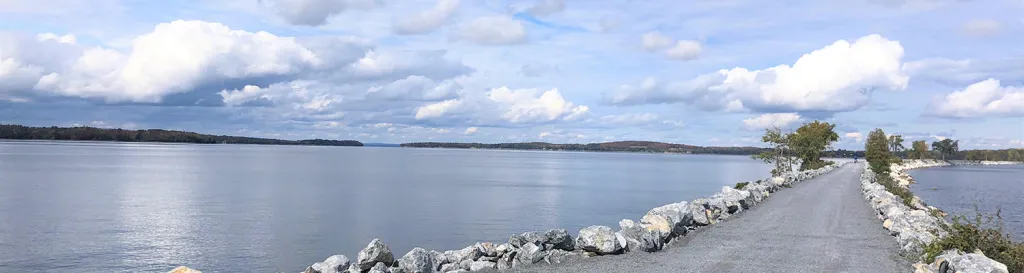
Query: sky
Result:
<box><xmin>0</xmin><ymin>0</ymin><xmax>1022</xmax><ymax>149</ymax></box>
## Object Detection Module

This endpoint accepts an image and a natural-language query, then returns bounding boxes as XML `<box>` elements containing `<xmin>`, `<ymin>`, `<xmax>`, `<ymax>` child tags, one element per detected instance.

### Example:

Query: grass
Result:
<box><xmin>923</xmin><ymin>209</ymin><xmax>1024</xmax><ymax>273</ymax></box>
<box><xmin>734</xmin><ymin>182</ymin><xmax>749</xmax><ymax>190</ymax></box>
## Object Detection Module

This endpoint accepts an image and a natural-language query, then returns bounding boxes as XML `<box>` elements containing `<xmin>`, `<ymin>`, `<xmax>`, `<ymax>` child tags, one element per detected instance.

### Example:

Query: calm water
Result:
<box><xmin>910</xmin><ymin>165</ymin><xmax>1024</xmax><ymax>240</ymax></box>
<box><xmin>0</xmin><ymin>141</ymin><xmax>774</xmax><ymax>272</ymax></box>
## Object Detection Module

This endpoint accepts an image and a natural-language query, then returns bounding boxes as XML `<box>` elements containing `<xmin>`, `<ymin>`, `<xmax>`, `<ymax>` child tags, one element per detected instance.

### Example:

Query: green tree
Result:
<box><xmin>753</xmin><ymin>127</ymin><xmax>794</xmax><ymax>176</ymax></box>
<box><xmin>789</xmin><ymin>121</ymin><xmax>840</xmax><ymax>170</ymax></box>
<box><xmin>888</xmin><ymin>134</ymin><xmax>905</xmax><ymax>155</ymax></box>
<box><xmin>865</xmin><ymin>128</ymin><xmax>892</xmax><ymax>175</ymax></box>
<box><xmin>910</xmin><ymin>140</ymin><xmax>929</xmax><ymax>159</ymax></box>
<box><xmin>932</xmin><ymin>139</ymin><xmax>959</xmax><ymax>161</ymax></box>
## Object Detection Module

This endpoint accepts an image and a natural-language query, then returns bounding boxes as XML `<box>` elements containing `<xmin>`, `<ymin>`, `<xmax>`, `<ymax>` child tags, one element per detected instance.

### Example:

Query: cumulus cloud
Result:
<box><xmin>742</xmin><ymin>113</ymin><xmax>802</xmax><ymax>130</ymax></box>
<box><xmin>262</xmin><ymin>0</ymin><xmax>378</xmax><ymax>26</ymax></box>
<box><xmin>525</xmin><ymin>0</ymin><xmax>565</xmax><ymax>17</ymax></box>
<box><xmin>607</xmin><ymin>34</ymin><xmax>909</xmax><ymax>113</ymax></box>
<box><xmin>366</xmin><ymin>75</ymin><xmax>458</xmax><ymax>101</ymax></box>
<box><xmin>345</xmin><ymin>49</ymin><xmax>472</xmax><ymax>82</ymax></box>
<box><xmin>844</xmin><ymin>132</ymin><xmax>865</xmax><ymax>143</ymax></box>
<box><xmin>641</xmin><ymin>31</ymin><xmax>673</xmax><ymax>51</ymax></box>
<box><xmin>463</xmin><ymin>127</ymin><xmax>478</xmax><ymax>135</ymax></box>
<box><xmin>36</xmin><ymin>33</ymin><xmax>76</xmax><ymax>44</ymax></box>
<box><xmin>218</xmin><ymin>81</ymin><xmax>343</xmax><ymax>114</ymax></box>
<box><xmin>392</xmin><ymin>0</ymin><xmax>460</xmax><ymax>35</ymax></box>
<box><xmin>929</xmin><ymin>78</ymin><xmax>1024</xmax><ymax>118</ymax></box>
<box><xmin>455</xmin><ymin>16</ymin><xmax>527</xmax><ymax>45</ymax></box>
<box><xmin>414</xmin><ymin>86</ymin><xmax>589</xmax><ymax>124</ymax></box>
<box><xmin>665</xmin><ymin>40</ymin><xmax>702</xmax><ymax>61</ymax></box>
<box><xmin>962</xmin><ymin>19</ymin><xmax>1000</xmax><ymax>37</ymax></box>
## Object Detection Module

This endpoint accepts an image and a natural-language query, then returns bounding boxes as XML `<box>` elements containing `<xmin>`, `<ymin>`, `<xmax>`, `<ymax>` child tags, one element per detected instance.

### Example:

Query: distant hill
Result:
<box><xmin>400</xmin><ymin>141</ymin><xmax>766</xmax><ymax>155</ymax></box>
<box><xmin>0</xmin><ymin>124</ymin><xmax>363</xmax><ymax>146</ymax></box>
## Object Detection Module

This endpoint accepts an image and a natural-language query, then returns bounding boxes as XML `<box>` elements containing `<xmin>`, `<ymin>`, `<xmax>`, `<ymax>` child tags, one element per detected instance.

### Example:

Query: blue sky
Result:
<box><xmin>1</xmin><ymin>0</ymin><xmax>1022</xmax><ymax>149</ymax></box>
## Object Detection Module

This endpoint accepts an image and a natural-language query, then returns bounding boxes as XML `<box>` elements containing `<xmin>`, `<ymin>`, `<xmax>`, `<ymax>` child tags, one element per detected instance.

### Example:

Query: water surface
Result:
<box><xmin>910</xmin><ymin>164</ymin><xmax>1024</xmax><ymax>240</ymax></box>
<box><xmin>0</xmin><ymin>141</ymin><xmax>774</xmax><ymax>272</ymax></box>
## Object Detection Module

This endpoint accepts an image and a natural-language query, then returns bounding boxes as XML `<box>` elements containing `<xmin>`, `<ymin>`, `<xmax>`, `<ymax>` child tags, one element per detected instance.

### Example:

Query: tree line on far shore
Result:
<box><xmin>0</xmin><ymin>125</ymin><xmax>363</xmax><ymax>146</ymax></box>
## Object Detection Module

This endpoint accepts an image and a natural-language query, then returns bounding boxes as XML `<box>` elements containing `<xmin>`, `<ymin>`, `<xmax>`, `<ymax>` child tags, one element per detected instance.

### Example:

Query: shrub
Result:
<box><xmin>924</xmin><ymin>209</ymin><xmax>1024</xmax><ymax>273</ymax></box>
<box><xmin>734</xmin><ymin>182</ymin><xmax>750</xmax><ymax>190</ymax></box>
<box><xmin>875</xmin><ymin>175</ymin><xmax>915</xmax><ymax>207</ymax></box>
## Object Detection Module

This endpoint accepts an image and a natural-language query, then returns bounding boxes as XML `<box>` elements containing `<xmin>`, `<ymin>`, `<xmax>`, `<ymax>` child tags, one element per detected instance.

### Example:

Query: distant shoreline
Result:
<box><xmin>0</xmin><ymin>124</ymin><xmax>363</xmax><ymax>147</ymax></box>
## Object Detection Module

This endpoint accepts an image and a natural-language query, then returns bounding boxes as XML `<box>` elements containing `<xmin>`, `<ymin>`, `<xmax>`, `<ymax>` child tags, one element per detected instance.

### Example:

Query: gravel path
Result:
<box><xmin>501</xmin><ymin>162</ymin><xmax>911</xmax><ymax>273</ymax></box>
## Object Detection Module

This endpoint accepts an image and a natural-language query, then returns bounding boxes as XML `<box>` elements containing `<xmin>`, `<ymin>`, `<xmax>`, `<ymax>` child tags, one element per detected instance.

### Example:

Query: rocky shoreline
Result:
<box><xmin>860</xmin><ymin>160</ymin><xmax>1017</xmax><ymax>273</ymax></box>
<box><xmin>253</xmin><ymin>162</ymin><xmax>846</xmax><ymax>273</ymax></box>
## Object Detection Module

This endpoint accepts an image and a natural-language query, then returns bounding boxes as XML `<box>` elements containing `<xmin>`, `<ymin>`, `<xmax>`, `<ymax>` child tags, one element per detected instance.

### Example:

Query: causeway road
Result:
<box><xmin>506</xmin><ymin>162</ymin><xmax>911</xmax><ymax>273</ymax></box>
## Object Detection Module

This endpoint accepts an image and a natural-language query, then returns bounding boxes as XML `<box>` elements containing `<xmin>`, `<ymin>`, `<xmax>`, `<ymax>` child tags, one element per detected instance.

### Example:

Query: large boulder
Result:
<box><xmin>515</xmin><ymin>242</ymin><xmax>545</xmax><ymax>265</ymax></box>
<box><xmin>934</xmin><ymin>250</ymin><xmax>1009</xmax><ymax>273</ymax></box>
<box><xmin>357</xmin><ymin>239</ymin><xmax>395</xmax><ymax>271</ymax></box>
<box><xmin>475</xmin><ymin>242</ymin><xmax>497</xmax><ymax>257</ymax></box>
<box><xmin>574</xmin><ymin>225</ymin><xmax>623</xmax><ymax>255</ymax></box>
<box><xmin>397</xmin><ymin>248</ymin><xmax>433</xmax><ymax>273</ymax></box>
<box><xmin>429</xmin><ymin>250</ymin><xmax>446</xmax><ymax>271</ymax></box>
<box><xmin>685</xmin><ymin>201</ymin><xmax>711</xmax><ymax>226</ymax></box>
<box><xmin>543</xmin><ymin>249</ymin><xmax>581</xmax><ymax>264</ymax></box>
<box><xmin>367</xmin><ymin>262</ymin><xmax>390</xmax><ymax>273</ymax></box>
<box><xmin>509</xmin><ymin>231</ymin><xmax>546</xmax><ymax>248</ymax></box>
<box><xmin>617</xmin><ymin>219</ymin><xmax>664</xmax><ymax>252</ymax></box>
<box><xmin>496</xmin><ymin>250</ymin><xmax>515</xmax><ymax>270</ymax></box>
<box><xmin>639</xmin><ymin>201</ymin><xmax>691</xmax><ymax>239</ymax></box>
<box><xmin>469</xmin><ymin>261</ymin><xmax>496</xmax><ymax>271</ymax></box>
<box><xmin>314</xmin><ymin>255</ymin><xmax>351</xmax><ymax>273</ymax></box>
<box><xmin>544</xmin><ymin>229</ymin><xmax>575</xmax><ymax>251</ymax></box>
<box><xmin>444</xmin><ymin>245</ymin><xmax>482</xmax><ymax>264</ymax></box>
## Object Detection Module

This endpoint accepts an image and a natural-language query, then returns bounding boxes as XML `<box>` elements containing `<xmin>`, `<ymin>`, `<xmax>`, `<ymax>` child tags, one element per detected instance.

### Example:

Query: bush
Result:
<box><xmin>924</xmin><ymin>209</ymin><xmax>1024</xmax><ymax>273</ymax></box>
<box><xmin>734</xmin><ymin>182</ymin><xmax>750</xmax><ymax>190</ymax></box>
<box><xmin>866</xmin><ymin>129</ymin><xmax>892</xmax><ymax>176</ymax></box>
<box><xmin>799</xmin><ymin>159</ymin><xmax>834</xmax><ymax>171</ymax></box>
<box><xmin>876</xmin><ymin>175</ymin><xmax>915</xmax><ymax>207</ymax></box>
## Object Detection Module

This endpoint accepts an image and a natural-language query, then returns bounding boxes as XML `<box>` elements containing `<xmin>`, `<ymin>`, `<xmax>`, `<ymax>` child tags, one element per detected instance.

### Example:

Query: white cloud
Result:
<box><xmin>262</xmin><ymin>0</ymin><xmax>378</xmax><ymax>26</ymax></box>
<box><xmin>218</xmin><ymin>81</ymin><xmax>344</xmax><ymax>115</ymax></box>
<box><xmin>366</xmin><ymin>75</ymin><xmax>458</xmax><ymax>101</ymax></box>
<box><xmin>962</xmin><ymin>19</ymin><xmax>1000</xmax><ymax>37</ymax></box>
<box><xmin>456</xmin><ymin>16</ymin><xmax>527</xmax><ymax>45</ymax></box>
<box><xmin>665</xmin><ymin>40</ymin><xmax>702</xmax><ymax>61</ymax></box>
<box><xmin>844</xmin><ymin>132</ymin><xmax>864</xmax><ymax>143</ymax></box>
<box><xmin>414</xmin><ymin>86</ymin><xmax>589</xmax><ymax>124</ymax></box>
<box><xmin>929</xmin><ymin>78</ymin><xmax>1024</xmax><ymax>118</ymax></box>
<box><xmin>36</xmin><ymin>33</ymin><xmax>76</xmax><ymax>44</ymax></box>
<box><xmin>641</xmin><ymin>31</ymin><xmax>673</xmax><ymax>51</ymax></box>
<box><xmin>464</xmin><ymin>127</ymin><xmax>478</xmax><ymax>135</ymax></box>
<box><xmin>742</xmin><ymin>113</ymin><xmax>802</xmax><ymax>130</ymax></box>
<box><xmin>538</xmin><ymin>131</ymin><xmax>551</xmax><ymax>139</ymax></box>
<box><xmin>903</xmin><ymin>57</ymin><xmax>1024</xmax><ymax>85</ymax></box>
<box><xmin>525</xmin><ymin>0</ymin><xmax>565</xmax><ymax>17</ymax></box>
<box><xmin>600</xmin><ymin>113</ymin><xmax>660</xmax><ymax>125</ymax></box>
<box><xmin>393</xmin><ymin>0</ymin><xmax>460</xmax><ymax>35</ymax></box>
<box><xmin>608</xmin><ymin>34</ymin><xmax>909</xmax><ymax>113</ymax></box>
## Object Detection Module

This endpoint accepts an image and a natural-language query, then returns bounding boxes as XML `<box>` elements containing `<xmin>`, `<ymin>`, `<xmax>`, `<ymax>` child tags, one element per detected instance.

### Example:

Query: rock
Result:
<box><xmin>494</xmin><ymin>243</ymin><xmax>513</xmax><ymax>256</ymax></box>
<box><xmin>469</xmin><ymin>261</ymin><xmax>496</xmax><ymax>271</ymax></box>
<box><xmin>640</xmin><ymin>201</ymin><xmax>691</xmax><ymax>239</ymax></box>
<box><xmin>883</xmin><ymin>219</ymin><xmax>893</xmax><ymax>230</ymax></box>
<box><xmin>429</xmin><ymin>250</ymin><xmax>446</xmax><ymax>271</ymax></box>
<box><xmin>543</xmin><ymin>249</ymin><xmax>580</xmax><ymax>264</ymax></box>
<box><xmin>544</xmin><ymin>229</ymin><xmax>575</xmax><ymax>251</ymax></box>
<box><xmin>496</xmin><ymin>250</ymin><xmax>515</xmax><ymax>270</ymax></box>
<box><xmin>718</xmin><ymin>186</ymin><xmax>753</xmax><ymax>210</ymax></box>
<box><xmin>357</xmin><ymin>239</ymin><xmax>395</xmax><ymax>271</ymax></box>
<box><xmin>168</xmin><ymin>267</ymin><xmax>201</xmax><ymax>273</ymax></box>
<box><xmin>397</xmin><ymin>247</ymin><xmax>433</xmax><ymax>273</ymax></box>
<box><xmin>317</xmin><ymin>255</ymin><xmax>352</xmax><ymax>273</ymax></box>
<box><xmin>686</xmin><ymin>201</ymin><xmax>711</xmax><ymax>226</ymax></box>
<box><xmin>439</xmin><ymin>263</ymin><xmax>458</xmax><ymax>273</ymax></box>
<box><xmin>445</xmin><ymin>245</ymin><xmax>482</xmax><ymax>264</ymax></box>
<box><xmin>368</xmin><ymin>262</ymin><xmax>390</xmax><ymax>273</ymax></box>
<box><xmin>574</xmin><ymin>225</ymin><xmax>623</xmax><ymax>255</ymax></box>
<box><xmin>515</xmin><ymin>242</ymin><xmax>545</xmax><ymax>265</ymax></box>
<box><xmin>509</xmin><ymin>231</ymin><xmax>545</xmax><ymax>248</ymax></box>
<box><xmin>936</xmin><ymin>250</ymin><xmax>1009</xmax><ymax>273</ymax></box>
<box><xmin>617</xmin><ymin>219</ymin><xmax>664</xmax><ymax>252</ymax></box>
<box><xmin>475</xmin><ymin>242</ymin><xmax>497</xmax><ymax>257</ymax></box>
<box><xmin>346</xmin><ymin>264</ymin><xmax>359</xmax><ymax>273</ymax></box>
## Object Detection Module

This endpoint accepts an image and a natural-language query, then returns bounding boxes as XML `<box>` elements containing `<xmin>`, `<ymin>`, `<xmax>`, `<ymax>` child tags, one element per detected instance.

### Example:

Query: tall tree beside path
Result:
<box><xmin>932</xmin><ymin>139</ymin><xmax>959</xmax><ymax>161</ymax></box>
<box><xmin>910</xmin><ymin>140</ymin><xmax>929</xmax><ymax>159</ymax></box>
<box><xmin>752</xmin><ymin>127</ymin><xmax>794</xmax><ymax>176</ymax></box>
<box><xmin>789</xmin><ymin>121</ymin><xmax>840</xmax><ymax>171</ymax></box>
<box><xmin>888</xmin><ymin>134</ymin><xmax>905</xmax><ymax>155</ymax></box>
<box><xmin>865</xmin><ymin>129</ymin><xmax>892</xmax><ymax>175</ymax></box>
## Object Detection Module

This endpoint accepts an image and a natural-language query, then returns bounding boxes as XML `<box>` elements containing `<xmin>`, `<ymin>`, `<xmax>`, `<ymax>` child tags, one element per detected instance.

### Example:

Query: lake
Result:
<box><xmin>910</xmin><ymin>164</ymin><xmax>1024</xmax><ymax>241</ymax></box>
<box><xmin>0</xmin><ymin>141</ymin><xmax>775</xmax><ymax>272</ymax></box>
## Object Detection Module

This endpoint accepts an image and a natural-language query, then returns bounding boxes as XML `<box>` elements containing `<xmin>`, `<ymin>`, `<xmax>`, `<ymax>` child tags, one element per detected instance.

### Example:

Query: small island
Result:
<box><xmin>0</xmin><ymin>124</ymin><xmax>363</xmax><ymax>146</ymax></box>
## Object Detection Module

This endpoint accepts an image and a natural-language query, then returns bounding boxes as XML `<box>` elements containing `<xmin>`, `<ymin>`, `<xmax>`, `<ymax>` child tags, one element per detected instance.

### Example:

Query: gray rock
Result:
<box><xmin>439</xmin><ymin>263</ymin><xmax>458</xmax><ymax>273</ymax></box>
<box><xmin>357</xmin><ymin>239</ymin><xmax>395</xmax><ymax>271</ymax></box>
<box><xmin>496</xmin><ymin>250</ymin><xmax>515</xmax><ymax>270</ymax></box>
<box><xmin>397</xmin><ymin>247</ymin><xmax>433</xmax><ymax>273</ymax></box>
<box><xmin>458</xmin><ymin>259</ymin><xmax>473</xmax><ymax>271</ymax></box>
<box><xmin>937</xmin><ymin>250</ymin><xmax>1009</xmax><ymax>273</ymax></box>
<box><xmin>469</xmin><ymin>261</ymin><xmax>496</xmax><ymax>271</ymax></box>
<box><xmin>305</xmin><ymin>262</ymin><xmax>322</xmax><ymax>273</ymax></box>
<box><xmin>319</xmin><ymin>255</ymin><xmax>351</xmax><ymax>273</ymax></box>
<box><xmin>429</xmin><ymin>250</ymin><xmax>446</xmax><ymax>271</ymax></box>
<box><xmin>574</xmin><ymin>225</ymin><xmax>623</xmax><ymax>255</ymax></box>
<box><xmin>444</xmin><ymin>246</ymin><xmax>482</xmax><ymax>264</ymax></box>
<box><xmin>515</xmin><ymin>242</ymin><xmax>545</xmax><ymax>265</ymax></box>
<box><xmin>617</xmin><ymin>219</ymin><xmax>664</xmax><ymax>252</ymax></box>
<box><xmin>368</xmin><ymin>262</ymin><xmax>390</xmax><ymax>273</ymax></box>
<box><xmin>475</xmin><ymin>242</ymin><xmax>497</xmax><ymax>257</ymax></box>
<box><xmin>544</xmin><ymin>229</ymin><xmax>574</xmax><ymax>251</ymax></box>
<box><xmin>494</xmin><ymin>243</ymin><xmax>513</xmax><ymax>256</ymax></box>
<box><xmin>704</xmin><ymin>197</ymin><xmax>730</xmax><ymax>219</ymax></box>
<box><xmin>509</xmin><ymin>231</ymin><xmax>545</xmax><ymax>248</ymax></box>
<box><xmin>543</xmin><ymin>249</ymin><xmax>580</xmax><ymax>264</ymax></box>
<box><xmin>686</xmin><ymin>201</ymin><xmax>711</xmax><ymax>226</ymax></box>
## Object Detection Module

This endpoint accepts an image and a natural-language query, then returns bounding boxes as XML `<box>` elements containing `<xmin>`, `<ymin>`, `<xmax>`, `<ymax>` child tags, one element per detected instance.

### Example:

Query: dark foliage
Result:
<box><xmin>0</xmin><ymin>125</ymin><xmax>362</xmax><ymax>146</ymax></box>
<box><xmin>924</xmin><ymin>209</ymin><xmax>1024</xmax><ymax>273</ymax></box>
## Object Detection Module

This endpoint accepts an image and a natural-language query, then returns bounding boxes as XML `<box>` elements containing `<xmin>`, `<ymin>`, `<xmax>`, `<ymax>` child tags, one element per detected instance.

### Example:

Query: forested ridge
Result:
<box><xmin>0</xmin><ymin>124</ymin><xmax>363</xmax><ymax>146</ymax></box>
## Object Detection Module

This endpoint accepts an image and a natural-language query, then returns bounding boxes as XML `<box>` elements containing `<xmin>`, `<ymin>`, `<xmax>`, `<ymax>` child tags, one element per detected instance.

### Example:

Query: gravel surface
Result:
<box><xmin>498</xmin><ymin>163</ymin><xmax>912</xmax><ymax>273</ymax></box>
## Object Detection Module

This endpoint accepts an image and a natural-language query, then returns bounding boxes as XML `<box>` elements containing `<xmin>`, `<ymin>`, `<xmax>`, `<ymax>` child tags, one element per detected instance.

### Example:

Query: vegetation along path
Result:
<box><xmin>504</xmin><ymin>163</ymin><xmax>911</xmax><ymax>273</ymax></box>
